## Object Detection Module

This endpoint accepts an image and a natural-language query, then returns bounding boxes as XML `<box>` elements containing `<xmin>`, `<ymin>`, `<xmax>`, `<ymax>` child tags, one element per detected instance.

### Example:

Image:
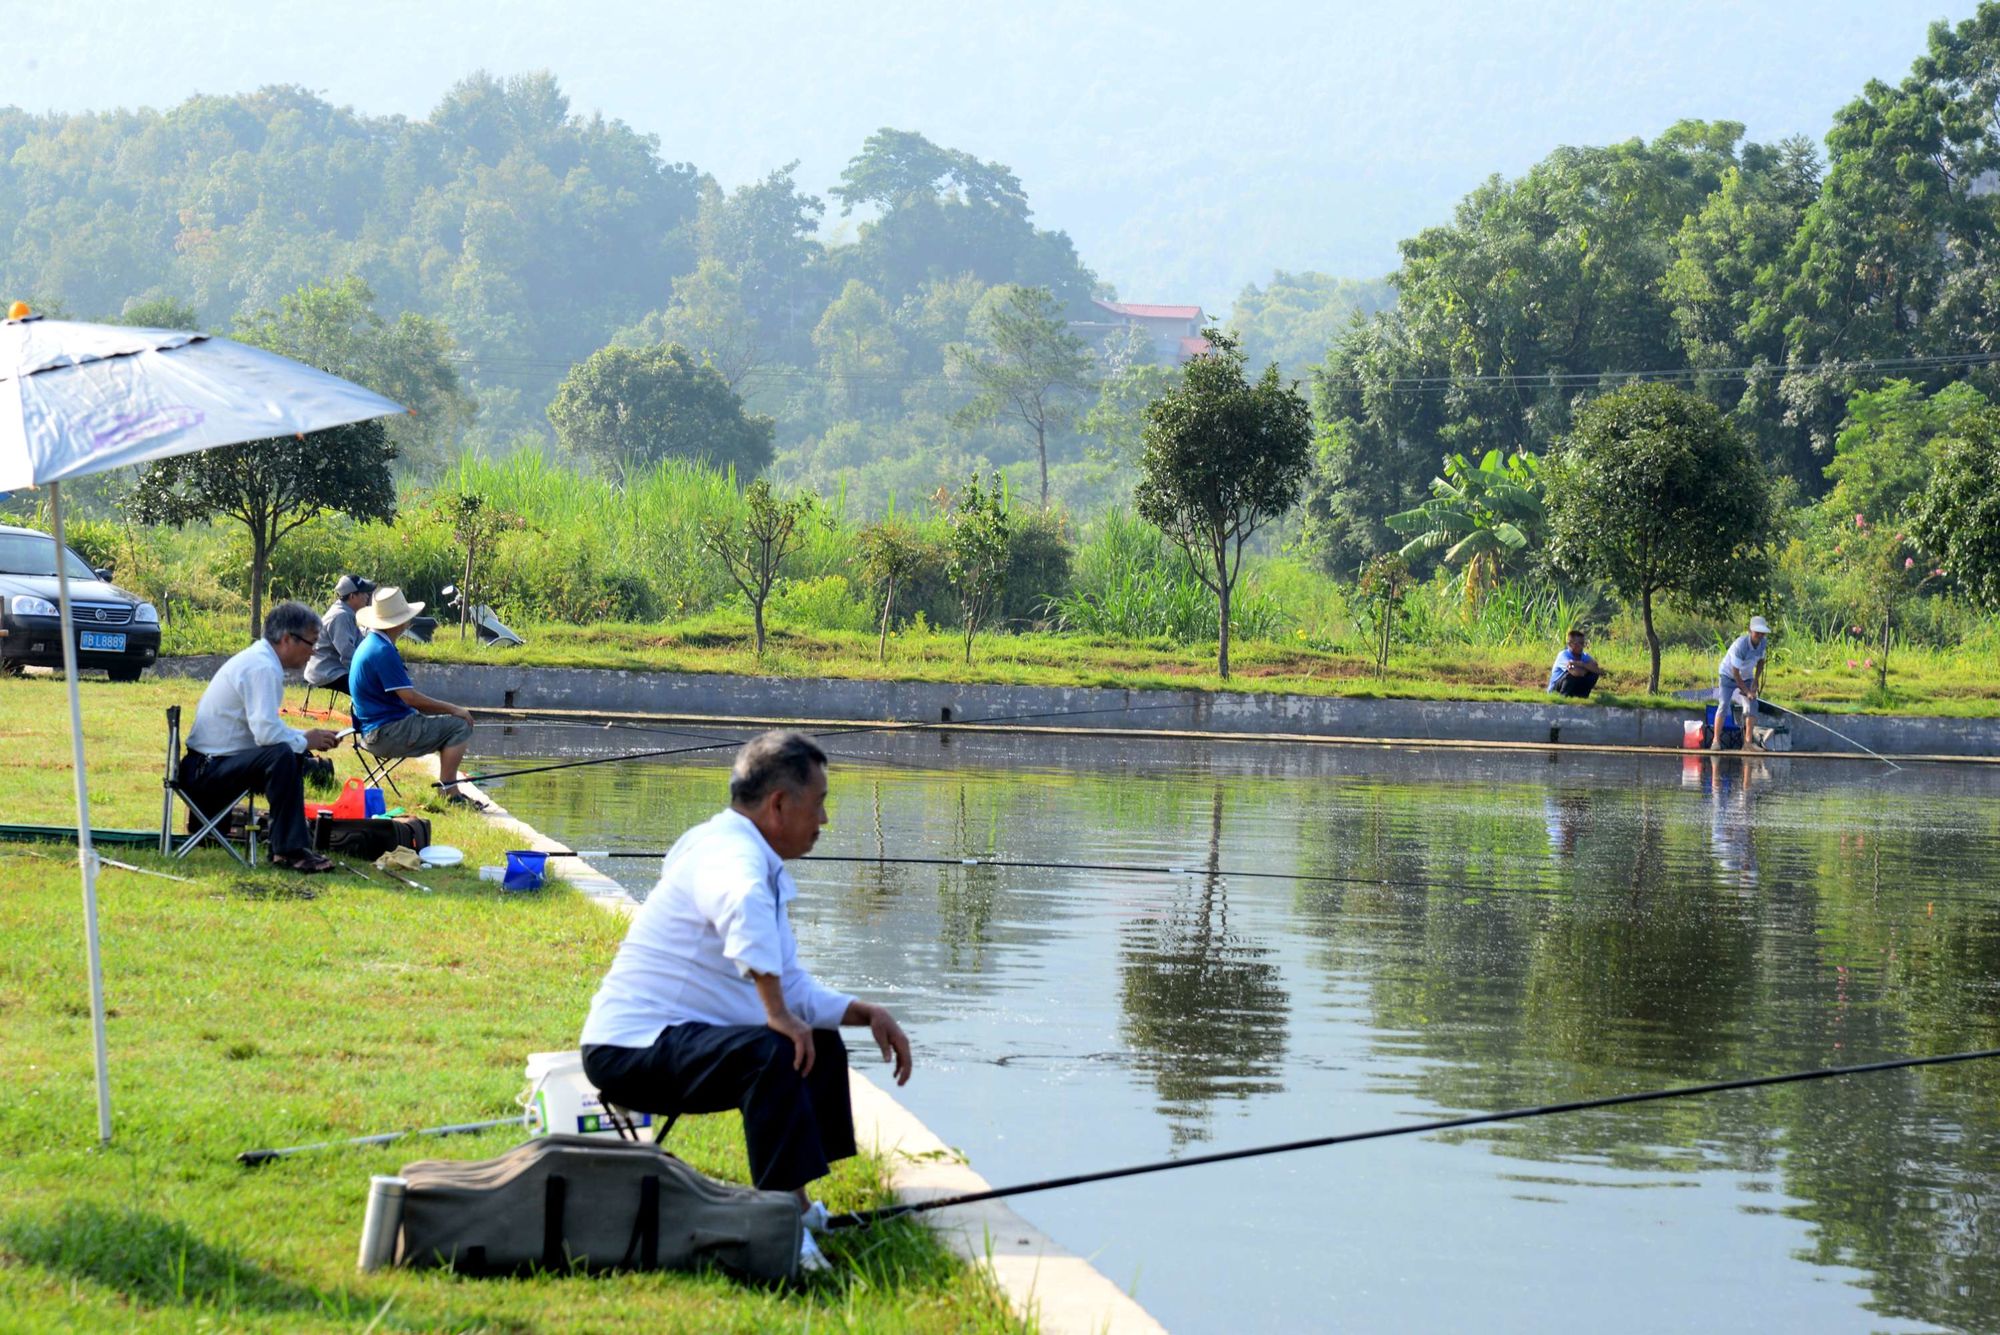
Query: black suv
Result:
<box><xmin>0</xmin><ymin>524</ymin><xmax>162</xmax><ymax>681</ymax></box>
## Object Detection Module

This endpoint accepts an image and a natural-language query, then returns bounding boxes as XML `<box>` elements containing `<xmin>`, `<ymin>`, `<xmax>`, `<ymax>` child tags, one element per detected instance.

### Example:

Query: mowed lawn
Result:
<box><xmin>0</xmin><ymin>675</ymin><xmax>1023</xmax><ymax>1333</ymax></box>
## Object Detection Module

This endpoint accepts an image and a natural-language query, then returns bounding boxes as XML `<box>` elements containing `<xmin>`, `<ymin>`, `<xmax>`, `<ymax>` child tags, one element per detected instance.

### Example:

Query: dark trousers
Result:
<box><xmin>180</xmin><ymin>745</ymin><xmax>309</xmax><ymax>857</ymax></box>
<box><xmin>584</xmin><ymin>1025</ymin><xmax>855</xmax><ymax>1193</ymax></box>
<box><xmin>1553</xmin><ymin>672</ymin><xmax>1598</xmax><ymax>698</ymax></box>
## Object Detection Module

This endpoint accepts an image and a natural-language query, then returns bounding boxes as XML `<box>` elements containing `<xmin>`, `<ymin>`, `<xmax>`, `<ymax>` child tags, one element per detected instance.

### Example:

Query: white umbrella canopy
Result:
<box><xmin>0</xmin><ymin>306</ymin><xmax>406</xmax><ymax>1143</ymax></box>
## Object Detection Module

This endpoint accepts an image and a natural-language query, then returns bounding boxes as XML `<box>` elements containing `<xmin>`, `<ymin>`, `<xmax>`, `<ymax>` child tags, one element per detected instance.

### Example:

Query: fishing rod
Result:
<box><xmin>238</xmin><ymin>1115</ymin><xmax>527</xmax><ymax>1167</ymax></box>
<box><xmin>535</xmin><ymin>848</ymin><xmax>1538</xmax><ymax>898</ymax></box>
<box><xmin>441</xmin><ymin>700</ymin><xmax>1205</xmax><ymax>790</ymax></box>
<box><xmin>828</xmin><ymin>1044</ymin><xmax>2000</xmax><ymax>1230</ymax></box>
<box><xmin>1761</xmin><ymin>699</ymin><xmax>1904</xmax><ymax>772</ymax></box>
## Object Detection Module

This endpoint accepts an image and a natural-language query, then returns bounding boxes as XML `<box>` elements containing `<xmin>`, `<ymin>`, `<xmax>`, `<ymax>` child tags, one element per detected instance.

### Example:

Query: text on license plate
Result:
<box><xmin>80</xmin><ymin>631</ymin><xmax>126</xmax><ymax>652</ymax></box>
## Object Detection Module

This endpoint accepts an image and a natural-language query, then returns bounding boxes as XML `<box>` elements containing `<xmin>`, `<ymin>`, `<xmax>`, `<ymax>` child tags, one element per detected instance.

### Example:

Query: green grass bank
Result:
<box><xmin>0</xmin><ymin>677</ymin><xmax>1024</xmax><ymax>1333</ymax></box>
<box><xmin>160</xmin><ymin>612</ymin><xmax>2000</xmax><ymax>719</ymax></box>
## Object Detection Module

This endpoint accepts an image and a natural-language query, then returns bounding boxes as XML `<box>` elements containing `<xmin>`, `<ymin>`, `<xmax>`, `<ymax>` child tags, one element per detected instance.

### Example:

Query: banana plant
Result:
<box><xmin>1386</xmin><ymin>448</ymin><xmax>1545</xmax><ymax>606</ymax></box>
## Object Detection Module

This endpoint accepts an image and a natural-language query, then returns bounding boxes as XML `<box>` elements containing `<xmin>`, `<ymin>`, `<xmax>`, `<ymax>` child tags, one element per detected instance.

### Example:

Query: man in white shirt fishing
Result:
<box><xmin>181</xmin><ymin>601</ymin><xmax>341</xmax><ymax>872</ymax></box>
<box><xmin>1712</xmin><ymin>615</ymin><xmax>1771</xmax><ymax>752</ymax></box>
<box><xmin>578</xmin><ymin>730</ymin><xmax>912</xmax><ymax>1266</ymax></box>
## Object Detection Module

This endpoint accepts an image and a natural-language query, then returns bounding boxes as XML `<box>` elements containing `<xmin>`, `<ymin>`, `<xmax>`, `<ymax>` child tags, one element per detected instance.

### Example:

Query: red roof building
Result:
<box><xmin>1073</xmin><ymin>297</ymin><xmax>1210</xmax><ymax>364</ymax></box>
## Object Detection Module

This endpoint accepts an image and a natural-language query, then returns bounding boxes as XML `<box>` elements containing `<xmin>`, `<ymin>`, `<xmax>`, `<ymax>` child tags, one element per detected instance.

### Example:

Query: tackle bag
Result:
<box><xmin>394</xmin><ymin>1134</ymin><xmax>802</xmax><ymax>1283</ymax></box>
<box><xmin>313</xmin><ymin>814</ymin><xmax>430</xmax><ymax>859</ymax></box>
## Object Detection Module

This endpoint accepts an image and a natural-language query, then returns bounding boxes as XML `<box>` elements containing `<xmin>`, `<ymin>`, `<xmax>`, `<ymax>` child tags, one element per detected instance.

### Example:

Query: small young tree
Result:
<box><xmin>1833</xmin><ymin>514</ymin><xmax>1942</xmax><ymax>696</ymax></box>
<box><xmin>1356</xmin><ymin>553</ymin><xmax>1413</xmax><ymax>678</ymax></box>
<box><xmin>434</xmin><ymin>493</ymin><xmax>524</xmax><ymax>640</ymax></box>
<box><xmin>949</xmin><ymin>285</ymin><xmax>1098</xmax><ymax>509</ymax></box>
<box><xmin>698</xmin><ymin>479</ymin><xmax>820</xmax><ymax>657</ymax></box>
<box><xmin>1545</xmin><ymin>382</ymin><xmax>1777</xmax><ymax>693</ymax></box>
<box><xmin>1133</xmin><ymin>330</ymin><xmax>1312</xmax><ymax>678</ymax></box>
<box><xmin>130</xmin><ymin>419</ymin><xmax>397</xmax><ymax>641</ymax></box>
<box><xmin>945</xmin><ymin>471</ymin><xmax>1012</xmax><ymax>664</ymax></box>
<box><xmin>857</xmin><ymin>516</ymin><xmax>929</xmax><ymax>661</ymax></box>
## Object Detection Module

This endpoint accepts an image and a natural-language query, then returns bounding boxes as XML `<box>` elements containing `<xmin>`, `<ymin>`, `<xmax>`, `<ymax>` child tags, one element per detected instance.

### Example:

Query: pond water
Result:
<box><xmin>479</xmin><ymin>723</ymin><xmax>2000</xmax><ymax>1333</ymax></box>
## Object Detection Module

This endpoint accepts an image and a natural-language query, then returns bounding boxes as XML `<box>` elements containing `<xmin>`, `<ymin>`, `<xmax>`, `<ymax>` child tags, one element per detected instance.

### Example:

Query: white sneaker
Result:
<box><xmin>798</xmin><ymin>1227</ymin><xmax>831</xmax><ymax>1274</ymax></box>
<box><xmin>800</xmin><ymin>1200</ymin><xmax>830</xmax><ymax>1233</ymax></box>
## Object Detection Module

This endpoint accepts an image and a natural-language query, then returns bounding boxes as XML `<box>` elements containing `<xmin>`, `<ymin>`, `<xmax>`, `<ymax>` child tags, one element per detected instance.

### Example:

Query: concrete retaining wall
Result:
<box><xmin>155</xmin><ymin>655</ymin><xmax>2000</xmax><ymax>757</ymax></box>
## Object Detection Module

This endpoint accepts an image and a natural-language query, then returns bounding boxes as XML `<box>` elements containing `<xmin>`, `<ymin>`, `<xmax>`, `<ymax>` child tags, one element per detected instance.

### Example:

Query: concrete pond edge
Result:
<box><xmin>165</xmin><ymin>656</ymin><xmax>2000</xmax><ymax>760</ymax></box>
<box><xmin>452</xmin><ymin>771</ymin><xmax>1164</xmax><ymax>1335</ymax></box>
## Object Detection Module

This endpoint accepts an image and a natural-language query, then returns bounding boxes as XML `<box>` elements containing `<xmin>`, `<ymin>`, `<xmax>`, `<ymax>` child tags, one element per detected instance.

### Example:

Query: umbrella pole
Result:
<box><xmin>50</xmin><ymin>481</ymin><xmax>113</xmax><ymax>1144</ymax></box>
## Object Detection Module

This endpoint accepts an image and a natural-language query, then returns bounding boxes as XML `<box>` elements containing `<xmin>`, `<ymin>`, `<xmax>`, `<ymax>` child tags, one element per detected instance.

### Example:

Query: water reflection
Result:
<box><xmin>484</xmin><ymin>726</ymin><xmax>2000</xmax><ymax>1333</ymax></box>
<box><xmin>1117</xmin><ymin>786</ymin><xmax>1288</xmax><ymax>1146</ymax></box>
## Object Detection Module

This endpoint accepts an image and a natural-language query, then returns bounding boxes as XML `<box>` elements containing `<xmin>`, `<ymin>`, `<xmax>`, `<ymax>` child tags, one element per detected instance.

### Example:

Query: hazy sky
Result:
<box><xmin>3</xmin><ymin>1</ymin><xmax>1978</xmax><ymax>307</ymax></box>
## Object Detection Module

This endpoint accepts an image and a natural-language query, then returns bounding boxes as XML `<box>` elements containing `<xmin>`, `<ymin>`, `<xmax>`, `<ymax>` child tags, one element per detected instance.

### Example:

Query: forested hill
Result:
<box><xmin>6</xmin><ymin>3</ymin><xmax>1999</xmax><ymax>576</ymax></box>
<box><xmin>0</xmin><ymin>78</ymin><xmax>1095</xmax><ymax>445</ymax></box>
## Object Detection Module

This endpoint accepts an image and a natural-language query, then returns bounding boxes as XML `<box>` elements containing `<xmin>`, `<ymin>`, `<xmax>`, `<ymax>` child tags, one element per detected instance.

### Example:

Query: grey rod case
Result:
<box><xmin>394</xmin><ymin>1134</ymin><xmax>803</xmax><ymax>1283</ymax></box>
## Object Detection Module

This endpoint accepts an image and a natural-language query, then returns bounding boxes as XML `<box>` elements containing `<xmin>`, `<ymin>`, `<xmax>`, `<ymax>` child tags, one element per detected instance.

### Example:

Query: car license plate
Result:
<box><xmin>80</xmin><ymin>631</ymin><xmax>126</xmax><ymax>652</ymax></box>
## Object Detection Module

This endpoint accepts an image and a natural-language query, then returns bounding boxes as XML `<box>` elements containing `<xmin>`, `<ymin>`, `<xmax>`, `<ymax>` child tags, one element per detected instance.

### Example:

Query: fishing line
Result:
<box><xmin>535</xmin><ymin>848</ymin><xmax>1537</xmax><ymax>898</ymax></box>
<box><xmin>827</xmin><ymin>1044</ymin><xmax>2000</xmax><ymax>1230</ymax></box>
<box><xmin>1762</xmin><ymin>699</ymin><xmax>1904</xmax><ymax>772</ymax></box>
<box><xmin>443</xmin><ymin>701</ymin><xmax>1205</xmax><ymax>789</ymax></box>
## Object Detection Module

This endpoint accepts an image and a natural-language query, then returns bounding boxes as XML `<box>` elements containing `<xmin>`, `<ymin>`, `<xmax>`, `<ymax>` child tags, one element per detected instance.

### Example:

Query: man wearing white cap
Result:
<box><xmin>1712</xmin><ymin>615</ymin><xmax>1771</xmax><ymax>751</ymax></box>
<box><xmin>349</xmin><ymin>586</ymin><xmax>479</xmax><ymax>802</ymax></box>
<box><xmin>304</xmin><ymin>573</ymin><xmax>375</xmax><ymax>698</ymax></box>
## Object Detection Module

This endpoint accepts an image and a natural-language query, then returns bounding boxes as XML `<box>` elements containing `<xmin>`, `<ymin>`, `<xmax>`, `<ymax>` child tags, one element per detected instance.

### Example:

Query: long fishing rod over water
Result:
<box><xmin>1762</xmin><ymin>698</ymin><xmax>1904</xmax><ymax>772</ymax></box>
<box><xmin>827</xmin><ymin>1045</ymin><xmax>2000</xmax><ymax>1230</ymax></box>
<box><xmin>442</xmin><ymin>700</ymin><xmax>1207</xmax><ymax>789</ymax></box>
<box><xmin>535</xmin><ymin>848</ymin><xmax>1540</xmax><ymax>898</ymax></box>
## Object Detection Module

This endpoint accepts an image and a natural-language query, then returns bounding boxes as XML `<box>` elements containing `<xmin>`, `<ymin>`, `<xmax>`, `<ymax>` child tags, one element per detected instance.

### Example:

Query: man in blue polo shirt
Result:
<box><xmin>1547</xmin><ymin>628</ymin><xmax>1607</xmax><ymax>698</ymax></box>
<box><xmin>349</xmin><ymin>586</ymin><xmax>479</xmax><ymax>804</ymax></box>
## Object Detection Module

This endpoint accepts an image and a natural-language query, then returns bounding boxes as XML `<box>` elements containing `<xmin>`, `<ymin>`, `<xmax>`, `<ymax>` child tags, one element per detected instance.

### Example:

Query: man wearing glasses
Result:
<box><xmin>182</xmin><ymin>601</ymin><xmax>342</xmax><ymax>873</ymax></box>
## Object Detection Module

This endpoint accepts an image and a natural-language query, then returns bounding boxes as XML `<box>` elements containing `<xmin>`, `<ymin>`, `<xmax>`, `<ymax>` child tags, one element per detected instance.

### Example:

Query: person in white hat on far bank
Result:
<box><xmin>1712</xmin><ymin>615</ymin><xmax>1772</xmax><ymax>752</ymax></box>
<box><xmin>348</xmin><ymin>586</ymin><xmax>481</xmax><ymax>804</ymax></box>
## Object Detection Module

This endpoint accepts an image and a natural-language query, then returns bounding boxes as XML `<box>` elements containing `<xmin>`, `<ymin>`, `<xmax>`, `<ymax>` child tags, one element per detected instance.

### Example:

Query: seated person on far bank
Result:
<box><xmin>303</xmin><ymin>573</ymin><xmax>374</xmax><ymax>698</ymax></box>
<box><xmin>579</xmin><ymin>731</ymin><xmax>913</xmax><ymax>1272</ymax></box>
<box><xmin>1547</xmin><ymin>628</ymin><xmax>1607</xmax><ymax>698</ymax></box>
<box><xmin>182</xmin><ymin>601</ymin><xmax>341</xmax><ymax>873</ymax></box>
<box><xmin>347</xmin><ymin>586</ymin><xmax>479</xmax><ymax>804</ymax></box>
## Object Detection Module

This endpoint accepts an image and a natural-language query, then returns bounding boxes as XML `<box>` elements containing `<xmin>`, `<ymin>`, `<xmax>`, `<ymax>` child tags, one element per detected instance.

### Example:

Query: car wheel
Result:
<box><xmin>0</xmin><ymin>658</ymin><xmax>22</xmax><ymax>677</ymax></box>
<box><xmin>107</xmin><ymin>666</ymin><xmax>144</xmax><ymax>683</ymax></box>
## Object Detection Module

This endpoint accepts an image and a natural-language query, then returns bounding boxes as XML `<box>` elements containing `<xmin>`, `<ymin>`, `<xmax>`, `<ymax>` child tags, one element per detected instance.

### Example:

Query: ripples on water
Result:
<box><xmin>485</xmin><ymin>724</ymin><xmax>2000</xmax><ymax>1334</ymax></box>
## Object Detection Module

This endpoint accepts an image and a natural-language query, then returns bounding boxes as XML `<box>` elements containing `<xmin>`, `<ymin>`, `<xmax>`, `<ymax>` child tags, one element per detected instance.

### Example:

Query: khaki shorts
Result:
<box><xmin>363</xmin><ymin>711</ymin><xmax>472</xmax><ymax>757</ymax></box>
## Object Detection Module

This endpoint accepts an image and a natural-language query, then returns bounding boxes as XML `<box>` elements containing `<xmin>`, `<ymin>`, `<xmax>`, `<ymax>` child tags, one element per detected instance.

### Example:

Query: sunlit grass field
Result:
<box><xmin>0</xmin><ymin>676</ymin><xmax>1025</xmax><ymax>1333</ymax></box>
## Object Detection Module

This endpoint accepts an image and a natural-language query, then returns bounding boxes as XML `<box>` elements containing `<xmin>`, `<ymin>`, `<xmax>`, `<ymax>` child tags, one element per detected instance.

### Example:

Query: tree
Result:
<box><xmin>433</xmin><ymin>493</ymin><xmax>524</xmax><ymax>640</ymax></box>
<box><xmin>811</xmin><ymin>280</ymin><xmax>905</xmax><ymax>416</ymax></box>
<box><xmin>618</xmin><ymin>259</ymin><xmax>767</xmax><ymax>389</ymax></box>
<box><xmin>1545</xmin><ymin>383</ymin><xmax>1777</xmax><ymax>693</ymax></box>
<box><xmin>944</xmin><ymin>470</ymin><xmax>1011</xmax><ymax>664</ymax></box>
<box><xmin>697</xmin><ymin>479</ymin><xmax>820</xmax><ymax>657</ymax></box>
<box><xmin>949</xmin><ymin>284</ymin><xmax>1098</xmax><ymax>508</ymax></box>
<box><xmin>1907</xmin><ymin>409</ymin><xmax>2000</xmax><ymax>612</ymax></box>
<box><xmin>693</xmin><ymin>163</ymin><xmax>826</xmax><ymax>354</ymax></box>
<box><xmin>1134</xmin><ymin>330</ymin><xmax>1312</xmax><ymax>678</ymax></box>
<box><xmin>230</xmin><ymin>277</ymin><xmax>473</xmax><ymax>477</ymax></box>
<box><xmin>1386</xmin><ymin>449</ymin><xmax>1545</xmax><ymax>606</ymax></box>
<box><xmin>548</xmin><ymin>343</ymin><xmax>774</xmax><ymax>480</ymax></box>
<box><xmin>126</xmin><ymin>276</ymin><xmax>437</xmax><ymax>638</ymax></box>
<box><xmin>1227</xmin><ymin>271</ymin><xmax>1396</xmax><ymax>383</ymax></box>
<box><xmin>1832</xmin><ymin>513</ymin><xmax>1941</xmax><ymax>696</ymax></box>
<box><xmin>1824</xmin><ymin>380</ymin><xmax>1992</xmax><ymax>525</ymax></box>
<box><xmin>131</xmin><ymin>419</ymin><xmax>397</xmax><ymax>641</ymax></box>
<box><xmin>857</xmin><ymin>516</ymin><xmax>929</xmax><ymax>661</ymax></box>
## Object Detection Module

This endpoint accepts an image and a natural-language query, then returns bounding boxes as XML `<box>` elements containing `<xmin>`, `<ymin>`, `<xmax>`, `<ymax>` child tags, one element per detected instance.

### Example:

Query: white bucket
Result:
<box><xmin>520</xmin><ymin>1050</ymin><xmax>652</xmax><ymax>1140</ymax></box>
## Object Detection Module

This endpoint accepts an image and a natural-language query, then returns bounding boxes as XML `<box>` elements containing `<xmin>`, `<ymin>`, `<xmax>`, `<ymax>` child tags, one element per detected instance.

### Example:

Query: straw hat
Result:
<box><xmin>357</xmin><ymin>585</ymin><xmax>425</xmax><ymax>630</ymax></box>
